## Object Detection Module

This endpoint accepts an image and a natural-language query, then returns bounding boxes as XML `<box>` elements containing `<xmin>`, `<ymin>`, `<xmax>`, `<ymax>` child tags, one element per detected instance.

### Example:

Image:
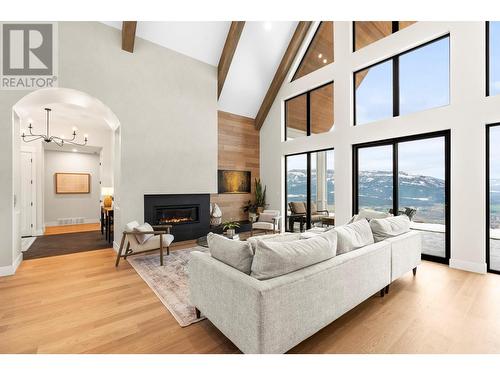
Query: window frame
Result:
<box><xmin>486</xmin><ymin>123</ymin><xmax>500</xmax><ymax>275</ymax></box>
<box><xmin>284</xmin><ymin>81</ymin><xmax>334</xmax><ymax>141</ymax></box>
<box><xmin>353</xmin><ymin>34</ymin><xmax>450</xmax><ymax>126</ymax></box>
<box><xmin>352</xmin><ymin>130</ymin><xmax>451</xmax><ymax>264</ymax></box>
<box><xmin>285</xmin><ymin>147</ymin><xmax>334</xmax><ymax>231</ymax></box>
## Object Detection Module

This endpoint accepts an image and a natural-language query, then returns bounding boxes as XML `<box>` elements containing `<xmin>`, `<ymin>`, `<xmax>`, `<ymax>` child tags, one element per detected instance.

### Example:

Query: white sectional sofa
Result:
<box><xmin>188</xmin><ymin>216</ymin><xmax>421</xmax><ymax>354</ymax></box>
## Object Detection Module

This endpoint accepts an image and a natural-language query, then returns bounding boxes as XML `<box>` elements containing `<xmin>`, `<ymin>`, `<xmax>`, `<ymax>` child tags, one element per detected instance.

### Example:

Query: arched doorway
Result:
<box><xmin>12</xmin><ymin>88</ymin><xmax>120</xmax><ymax>260</ymax></box>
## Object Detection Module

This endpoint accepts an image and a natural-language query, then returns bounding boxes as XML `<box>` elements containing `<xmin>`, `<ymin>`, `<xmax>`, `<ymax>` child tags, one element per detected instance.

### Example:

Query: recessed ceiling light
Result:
<box><xmin>323</xmin><ymin>59</ymin><xmax>327</xmax><ymax>64</ymax></box>
<box><xmin>72</xmin><ymin>149</ymin><xmax>77</xmax><ymax>152</ymax></box>
<box><xmin>318</xmin><ymin>53</ymin><xmax>323</xmax><ymax>58</ymax></box>
<box><xmin>263</xmin><ymin>22</ymin><xmax>272</xmax><ymax>31</ymax></box>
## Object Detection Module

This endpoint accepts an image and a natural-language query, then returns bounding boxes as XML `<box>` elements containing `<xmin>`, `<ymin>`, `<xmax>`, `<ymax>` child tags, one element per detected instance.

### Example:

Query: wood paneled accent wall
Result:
<box><xmin>211</xmin><ymin>111</ymin><xmax>259</xmax><ymax>221</ymax></box>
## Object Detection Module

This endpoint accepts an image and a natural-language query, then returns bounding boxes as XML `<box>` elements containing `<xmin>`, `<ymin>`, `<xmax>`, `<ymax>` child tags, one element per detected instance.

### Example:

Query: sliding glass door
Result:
<box><xmin>357</xmin><ymin>145</ymin><xmax>393</xmax><ymax>213</ymax></box>
<box><xmin>487</xmin><ymin>124</ymin><xmax>500</xmax><ymax>273</ymax></box>
<box><xmin>286</xmin><ymin>149</ymin><xmax>334</xmax><ymax>232</ymax></box>
<box><xmin>398</xmin><ymin>137</ymin><xmax>447</xmax><ymax>259</ymax></box>
<box><xmin>353</xmin><ymin>131</ymin><xmax>450</xmax><ymax>263</ymax></box>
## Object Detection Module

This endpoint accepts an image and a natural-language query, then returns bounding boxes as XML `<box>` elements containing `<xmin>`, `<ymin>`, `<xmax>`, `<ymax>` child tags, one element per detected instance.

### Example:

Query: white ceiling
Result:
<box><xmin>217</xmin><ymin>21</ymin><xmax>298</xmax><ymax>118</ymax></box>
<box><xmin>102</xmin><ymin>21</ymin><xmax>298</xmax><ymax>119</ymax></box>
<box><xmin>102</xmin><ymin>21</ymin><xmax>231</xmax><ymax>66</ymax></box>
<box><xmin>44</xmin><ymin>142</ymin><xmax>102</xmax><ymax>155</ymax></box>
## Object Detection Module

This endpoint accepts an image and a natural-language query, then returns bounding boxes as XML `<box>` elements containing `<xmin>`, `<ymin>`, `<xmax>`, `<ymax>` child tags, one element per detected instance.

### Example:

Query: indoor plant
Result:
<box><xmin>222</xmin><ymin>219</ymin><xmax>241</xmax><ymax>238</ymax></box>
<box><xmin>254</xmin><ymin>178</ymin><xmax>267</xmax><ymax>213</ymax></box>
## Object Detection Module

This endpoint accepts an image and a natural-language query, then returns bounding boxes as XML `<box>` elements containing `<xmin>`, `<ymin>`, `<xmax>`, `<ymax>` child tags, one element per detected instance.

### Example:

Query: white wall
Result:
<box><xmin>0</xmin><ymin>22</ymin><xmax>217</xmax><ymax>273</ymax></box>
<box><xmin>44</xmin><ymin>150</ymin><xmax>101</xmax><ymax>226</ymax></box>
<box><xmin>23</xmin><ymin>121</ymin><xmax>113</xmax><ymax>234</ymax></box>
<box><xmin>260</xmin><ymin>21</ymin><xmax>500</xmax><ymax>274</ymax></box>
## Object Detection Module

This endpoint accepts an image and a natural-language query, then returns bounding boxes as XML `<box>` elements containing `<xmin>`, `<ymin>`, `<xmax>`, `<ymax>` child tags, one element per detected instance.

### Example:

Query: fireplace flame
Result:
<box><xmin>159</xmin><ymin>217</ymin><xmax>193</xmax><ymax>224</ymax></box>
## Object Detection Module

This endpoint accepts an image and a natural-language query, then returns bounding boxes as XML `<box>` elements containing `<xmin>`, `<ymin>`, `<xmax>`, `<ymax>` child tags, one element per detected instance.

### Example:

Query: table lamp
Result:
<box><xmin>101</xmin><ymin>187</ymin><xmax>114</xmax><ymax>208</ymax></box>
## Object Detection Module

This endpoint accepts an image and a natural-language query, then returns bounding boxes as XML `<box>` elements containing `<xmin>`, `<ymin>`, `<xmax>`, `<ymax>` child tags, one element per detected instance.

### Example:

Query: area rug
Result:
<box><xmin>126</xmin><ymin>246</ymin><xmax>208</xmax><ymax>327</ymax></box>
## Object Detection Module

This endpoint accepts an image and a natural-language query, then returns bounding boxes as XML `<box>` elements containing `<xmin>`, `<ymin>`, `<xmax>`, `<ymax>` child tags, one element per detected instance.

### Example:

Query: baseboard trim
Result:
<box><xmin>44</xmin><ymin>218</ymin><xmax>100</xmax><ymax>227</ymax></box>
<box><xmin>0</xmin><ymin>252</ymin><xmax>23</xmax><ymax>277</ymax></box>
<box><xmin>450</xmin><ymin>259</ymin><xmax>487</xmax><ymax>274</ymax></box>
<box><xmin>113</xmin><ymin>241</ymin><xmax>120</xmax><ymax>252</ymax></box>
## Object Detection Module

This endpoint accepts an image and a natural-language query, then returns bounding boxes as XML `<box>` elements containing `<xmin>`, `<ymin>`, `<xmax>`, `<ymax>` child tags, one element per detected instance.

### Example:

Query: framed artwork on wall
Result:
<box><xmin>55</xmin><ymin>173</ymin><xmax>91</xmax><ymax>194</ymax></box>
<box><xmin>217</xmin><ymin>170</ymin><xmax>251</xmax><ymax>194</ymax></box>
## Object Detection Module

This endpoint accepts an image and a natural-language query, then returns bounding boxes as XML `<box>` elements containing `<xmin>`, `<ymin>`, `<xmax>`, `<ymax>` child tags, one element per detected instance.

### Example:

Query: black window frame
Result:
<box><xmin>285</xmin><ymin>147</ymin><xmax>334</xmax><ymax>232</ymax></box>
<box><xmin>486</xmin><ymin>21</ymin><xmax>490</xmax><ymax>97</ymax></box>
<box><xmin>284</xmin><ymin>81</ymin><xmax>334</xmax><ymax>141</ymax></box>
<box><xmin>353</xmin><ymin>34</ymin><xmax>450</xmax><ymax>126</ymax></box>
<box><xmin>486</xmin><ymin>123</ymin><xmax>500</xmax><ymax>275</ymax></box>
<box><xmin>352</xmin><ymin>130</ymin><xmax>451</xmax><ymax>264</ymax></box>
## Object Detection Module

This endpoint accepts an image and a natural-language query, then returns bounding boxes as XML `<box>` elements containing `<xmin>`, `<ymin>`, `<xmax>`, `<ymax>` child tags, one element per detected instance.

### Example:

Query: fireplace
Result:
<box><xmin>144</xmin><ymin>194</ymin><xmax>210</xmax><ymax>242</ymax></box>
<box><xmin>156</xmin><ymin>205</ymin><xmax>199</xmax><ymax>225</ymax></box>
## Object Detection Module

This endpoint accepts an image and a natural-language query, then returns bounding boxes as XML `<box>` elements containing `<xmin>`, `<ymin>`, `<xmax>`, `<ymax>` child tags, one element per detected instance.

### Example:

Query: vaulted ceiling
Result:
<box><xmin>102</xmin><ymin>21</ymin><xmax>301</xmax><ymax>121</ymax></box>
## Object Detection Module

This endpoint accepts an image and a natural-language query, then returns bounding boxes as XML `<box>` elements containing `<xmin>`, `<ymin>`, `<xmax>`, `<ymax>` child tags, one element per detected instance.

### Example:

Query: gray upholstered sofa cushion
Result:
<box><xmin>207</xmin><ymin>233</ymin><xmax>254</xmax><ymax>274</ymax></box>
<box><xmin>250</xmin><ymin>230</ymin><xmax>337</xmax><ymax>280</ymax></box>
<box><xmin>370</xmin><ymin>215</ymin><xmax>411</xmax><ymax>242</ymax></box>
<box><xmin>247</xmin><ymin>232</ymin><xmax>301</xmax><ymax>253</ymax></box>
<box><xmin>335</xmin><ymin>219</ymin><xmax>374</xmax><ymax>255</ymax></box>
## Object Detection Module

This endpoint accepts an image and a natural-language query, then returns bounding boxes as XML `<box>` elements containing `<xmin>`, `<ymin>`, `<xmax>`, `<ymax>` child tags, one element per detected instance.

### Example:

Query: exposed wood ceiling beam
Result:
<box><xmin>255</xmin><ymin>21</ymin><xmax>313</xmax><ymax>130</ymax></box>
<box><xmin>122</xmin><ymin>21</ymin><xmax>137</xmax><ymax>53</ymax></box>
<box><xmin>217</xmin><ymin>21</ymin><xmax>245</xmax><ymax>99</ymax></box>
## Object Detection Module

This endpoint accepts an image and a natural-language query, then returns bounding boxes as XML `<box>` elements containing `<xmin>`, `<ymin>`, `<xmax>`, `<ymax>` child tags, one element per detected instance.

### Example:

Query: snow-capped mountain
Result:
<box><xmin>287</xmin><ymin>169</ymin><xmax>446</xmax><ymax>223</ymax></box>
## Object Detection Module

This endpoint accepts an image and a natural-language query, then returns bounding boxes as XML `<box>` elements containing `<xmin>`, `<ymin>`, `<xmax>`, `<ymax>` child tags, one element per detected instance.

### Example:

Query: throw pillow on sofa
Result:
<box><xmin>358</xmin><ymin>208</ymin><xmax>392</xmax><ymax>221</ymax></box>
<box><xmin>207</xmin><ymin>233</ymin><xmax>254</xmax><ymax>274</ymax></box>
<box><xmin>370</xmin><ymin>215</ymin><xmax>411</xmax><ymax>242</ymax></box>
<box><xmin>247</xmin><ymin>232</ymin><xmax>301</xmax><ymax>253</ymax></box>
<box><xmin>335</xmin><ymin>219</ymin><xmax>374</xmax><ymax>255</ymax></box>
<box><xmin>250</xmin><ymin>230</ymin><xmax>337</xmax><ymax>280</ymax></box>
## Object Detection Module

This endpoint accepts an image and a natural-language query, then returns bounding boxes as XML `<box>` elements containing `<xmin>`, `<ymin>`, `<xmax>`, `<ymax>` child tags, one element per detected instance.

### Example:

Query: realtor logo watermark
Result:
<box><xmin>0</xmin><ymin>22</ymin><xmax>58</xmax><ymax>90</ymax></box>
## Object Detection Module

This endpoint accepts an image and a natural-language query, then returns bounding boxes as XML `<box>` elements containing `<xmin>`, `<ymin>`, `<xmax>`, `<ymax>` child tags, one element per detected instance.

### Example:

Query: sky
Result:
<box><xmin>287</xmin><ymin>150</ymin><xmax>334</xmax><ymax>171</ymax></box>
<box><xmin>358</xmin><ymin>137</ymin><xmax>445</xmax><ymax>180</ymax></box>
<box><xmin>490</xmin><ymin>22</ymin><xmax>500</xmax><ymax>96</ymax></box>
<box><xmin>356</xmin><ymin>37</ymin><xmax>449</xmax><ymax>124</ymax></box>
<box><xmin>490</xmin><ymin>126</ymin><xmax>500</xmax><ymax>179</ymax></box>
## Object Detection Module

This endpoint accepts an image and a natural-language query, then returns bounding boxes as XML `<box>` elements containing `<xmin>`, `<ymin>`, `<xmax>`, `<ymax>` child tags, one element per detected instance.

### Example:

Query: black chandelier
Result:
<box><xmin>21</xmin><ymin>108</ymin><xmax>88</xmax><ymax>147</ymax></box>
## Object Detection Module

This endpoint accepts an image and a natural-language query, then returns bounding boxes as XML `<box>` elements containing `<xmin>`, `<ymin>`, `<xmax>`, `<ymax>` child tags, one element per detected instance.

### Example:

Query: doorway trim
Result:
<box><xmin>20</xmin><ymin>146</ymin><xmax>37</xmax><ymax>237</ymax></box>
<box><xmin>352</xmin><ymin>130</ymin><xmax>451</xmax><ymax>264</ymax></box>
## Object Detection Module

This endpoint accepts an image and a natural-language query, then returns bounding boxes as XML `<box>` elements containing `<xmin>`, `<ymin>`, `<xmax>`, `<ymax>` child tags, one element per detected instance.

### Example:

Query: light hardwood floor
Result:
<box><xmin>44</xmin><ymin>223</ymin><xmax>101</xmax><ymax>235</ymax></box>
<box><xmin>1</xmin><ymin>244</ymin><xmax>500</xmax><ymax>354</ymax></box>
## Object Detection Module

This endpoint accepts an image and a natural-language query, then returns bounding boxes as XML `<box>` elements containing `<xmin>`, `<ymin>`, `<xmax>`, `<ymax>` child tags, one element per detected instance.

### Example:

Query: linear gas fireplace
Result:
<box><xmin>144</xmin><ymin>194</ymin><xmax>210</xmax><ymax>242</ymax></box>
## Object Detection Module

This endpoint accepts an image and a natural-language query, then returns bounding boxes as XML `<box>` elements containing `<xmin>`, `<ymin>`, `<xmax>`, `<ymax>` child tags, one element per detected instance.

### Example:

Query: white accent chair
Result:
<box><xmin>251</xmin><ymin>210</ymin><xmax>281</xmax><ymax>236</ymax></box>
<box><xmin>115</xmin><ymin>221</ymin><xmax>174</xmax><ymax>267</ymax></box>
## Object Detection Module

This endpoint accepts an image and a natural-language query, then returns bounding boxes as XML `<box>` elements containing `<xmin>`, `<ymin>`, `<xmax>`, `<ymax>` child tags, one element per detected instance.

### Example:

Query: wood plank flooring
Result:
<box><xmin>44</xmin><ymin>223</ymin><xmax>101</xmax><ymax>235</ymax></box>
<box><xmin>1</xmin><ymin>244</ymin><xmax>500</xmax><ymax>354</ymax></box>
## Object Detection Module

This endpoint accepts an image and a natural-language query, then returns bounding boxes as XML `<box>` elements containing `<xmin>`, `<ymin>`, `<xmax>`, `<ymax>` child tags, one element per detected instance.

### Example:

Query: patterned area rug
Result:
<box><xmin>127</xmin><ymin>246</ymin><xmax>208</xmax><ymax>327</ymax></box>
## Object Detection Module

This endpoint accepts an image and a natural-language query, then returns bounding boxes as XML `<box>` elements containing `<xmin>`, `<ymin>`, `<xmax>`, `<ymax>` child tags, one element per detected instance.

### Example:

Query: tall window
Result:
<box><xmin>354</xmin><ymin>35</ymin><xmax>450</xmax><ymax>125</ymax></box>
<box><xmin>285</xmin><ymin>82</ymin><xmax>334</xmax><ymax>140</ymax></box>
<box><xmin>354</xmin><ymin>131</ymin><xmax>450</xmax><ymax>263</ymax></box>
<box><xmin>487</xmin><ymin>21</ymin><xmax>500</xmax><ymax>96</ymax></box>
<box><xmin>286</xmin><ymin>149</ymin><xmax>334</xmax><ymax>232</ymax></box>
<box><xmin>357</xmin><ymin>145</ymin><xmax>393</xmax><ymax>213</ymax></box>
<box><xmin>487</xmin><ymin>124</ymin><xmax>500</xmax><ymax>274</ymax></box>
<box><xmin>353</xmin><ymin>21</ymin><xmax>416</xmax><ymax>51</ymax></box>
<box><xmin>293</xmin><ymin>22</ymin><xmax>334</xmax><ymax>81</ymax></box>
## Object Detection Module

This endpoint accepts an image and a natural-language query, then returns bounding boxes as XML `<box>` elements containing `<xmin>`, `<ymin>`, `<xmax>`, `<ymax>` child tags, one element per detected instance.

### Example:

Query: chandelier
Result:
<box><xmin>21</xmin><ymin>108</ymin><xmax>88</xmax><ymax>147</ymax></box>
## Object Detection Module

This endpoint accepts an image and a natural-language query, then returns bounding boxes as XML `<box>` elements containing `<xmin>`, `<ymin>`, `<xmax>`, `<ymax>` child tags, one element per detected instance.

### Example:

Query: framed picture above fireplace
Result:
<box><xmin>218</xmin><ymin>170</ymin><xmax>251</xmax><ymax>194</ymax></box>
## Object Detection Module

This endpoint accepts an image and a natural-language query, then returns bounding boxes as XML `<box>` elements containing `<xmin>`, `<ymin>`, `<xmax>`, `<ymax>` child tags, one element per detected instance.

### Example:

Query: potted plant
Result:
<box><xmin>222</xmin><ymin>219</ymin><xmax>241</xmax><ymax>238</ymax></box>
<box><xmin>242</xmin><ymin>200</ymin><xmax>258</xmax><ymax>222</ymax></box>
<box><xmin>254</xmin><ymin>178</ymin><xmax>267</xmax><ymax>214</ymax></box>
